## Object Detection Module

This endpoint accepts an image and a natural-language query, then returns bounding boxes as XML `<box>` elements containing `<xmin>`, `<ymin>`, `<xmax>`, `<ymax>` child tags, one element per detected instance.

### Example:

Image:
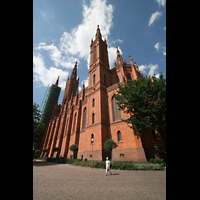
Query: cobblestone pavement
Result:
<box><xmin>33</xmin><ymin>160</ymin><xmax>166</xmax><ymax>200</ymax></box>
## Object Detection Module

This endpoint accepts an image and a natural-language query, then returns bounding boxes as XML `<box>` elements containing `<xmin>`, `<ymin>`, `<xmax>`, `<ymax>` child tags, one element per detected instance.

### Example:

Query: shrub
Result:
<box><xmin>42</xmin><ymin>148</ymin><xmax>48</xmax><ymax>153</ymax></box>
<box><xmin>149</xmin><ymin>158</ymin><xmax>165</xmax><ymax>165</ymax></box>
<box><xmin>52</xmin><ymin>147</ymin><xmax>60</xmax><ymax>152</ymax></box>
<box><xmin>72</xmin><ymin>160</ymin><xmax>80</xmax><ymax>166</ymax></box>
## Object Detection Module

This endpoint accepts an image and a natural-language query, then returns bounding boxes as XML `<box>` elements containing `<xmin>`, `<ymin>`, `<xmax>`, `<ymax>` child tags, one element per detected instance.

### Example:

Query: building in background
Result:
<box><xmin>40</xmin><ymin>26</ymin><xmax>165</xmax><ymax>161</ymax></box>
<box><xmin>39</xmin><ymin>77</ymin><xmax>61</xmax><ymax>125</ymax></box>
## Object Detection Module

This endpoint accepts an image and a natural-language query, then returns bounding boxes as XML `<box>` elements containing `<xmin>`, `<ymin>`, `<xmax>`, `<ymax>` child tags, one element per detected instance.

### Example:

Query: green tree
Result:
<box><xmin>42</xmin><ymin>148</ymin><xmax>48</xmax><ymax>153</ymax></box>
<box><xmin>114</xmin><ymin>72</ymin><xmax>166</xmax><ymax>147</ymax></box>
<box><xmin>69</xmin><ymin>144</ymin><xmax>78</xmax><ymax>159</ymax></box>
<box><xmin>33</xmin><ymin>103</ymin><xmax>46</xmax><ymax>149</ymax></box>
<box><xmin>103</xmin><ymin>139</ymin><xmax>118</xmax><ymax>164</ymax></box>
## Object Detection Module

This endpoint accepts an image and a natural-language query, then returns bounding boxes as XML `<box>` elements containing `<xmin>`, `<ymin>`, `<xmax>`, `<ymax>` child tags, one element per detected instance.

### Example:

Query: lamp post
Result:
<box><xmin>91</xmin><ymin>138</ymin><xmax>94</xmax><ymax>169</ymax></box>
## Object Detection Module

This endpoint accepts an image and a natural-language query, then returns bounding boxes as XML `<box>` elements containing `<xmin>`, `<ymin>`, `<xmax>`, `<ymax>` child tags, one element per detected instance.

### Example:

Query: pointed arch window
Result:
<box><xmin>117</xmin><ymin>131</ymin><xmax>122</xmax><ymax>142</ymax></box>
<box><xmin>92</xmin><ymin>99</ymin><xmax>95</xmax><ymax>107</ymax></box>
<box><xmin>83</xmin><ymin>107</ymin><xmax>87</xmax><ymax>129</ymax></box>
<box><xmin>112</xmin><ymin>96</ymin><xmax>121</xmax><ymax>121</ymax></box>
<box><xmin>127</xmin><ymin>73</ymin><xmax>132</xmax><ymax>81</ymax></box>
<box><xmin>91</xmin><ymin>133</ymin><xmax>94</xmax><ymax>144</ymax></box>
<box><xmin>73</xmin><ymin>113</ymin><xmax>77</xmax><ymax>132</ymax></box>
<box><xmin>93</xmin><ymin>74</ymin><xmax>96</xmax><ymax>85</ymax></box>
<box><xmin>104</xmin><ymin>74</ymin><xmax>106</xmax><ymax>84</ymax></box>
<box><xmin>92</xmin><ymin>113</ymin><xmax>95</xmax><ymax>124</ymax></box>
<box><xmin>116</xmin><ymin>75</ymin><xmax>119</xmax><ymax>83</ymax></box>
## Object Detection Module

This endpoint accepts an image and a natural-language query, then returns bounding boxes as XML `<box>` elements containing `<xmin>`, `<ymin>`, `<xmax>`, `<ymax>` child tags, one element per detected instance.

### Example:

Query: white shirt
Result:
<box><xmin>106</xmin><ymin>160</ymin><xmax>110</xmax><ymax>168</ymax></box>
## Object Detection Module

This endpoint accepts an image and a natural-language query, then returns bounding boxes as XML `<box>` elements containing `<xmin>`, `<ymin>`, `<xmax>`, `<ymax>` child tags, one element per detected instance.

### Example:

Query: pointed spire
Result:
<box><xmin>55</xmin><ymin>76</ymin><xmax>60</xmax><ymax>86</ymax></box>
<box><xmin>116</xmin><ymin>46</ymin><xmax>123</xmax><ymax>65</ymax></box>
<box><xmin>95</xmin><ymin>25</ymin><xmax>102</xmax><ymax>39</ymax></box>
<box><xmin>82</xmin><ymin>81</ymin><xmax>85</xmax><ymax>90</ymax></box>
<box><xmin>129</xmin><ymin>55</ymin><xmax>134</xmax><ymax>66</ymax></box>
<box><xmin>70</xmin><ymin>61</ymin><xmax>78</xmax><ymax>80</ymax></box>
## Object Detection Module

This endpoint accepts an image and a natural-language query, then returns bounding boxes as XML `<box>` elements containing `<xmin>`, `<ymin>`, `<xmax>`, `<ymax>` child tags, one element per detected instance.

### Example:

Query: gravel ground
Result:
<box><xmin>33</xmin><ymin>160</ymin><xmax>166</xmax><ymax>200</ymax></box>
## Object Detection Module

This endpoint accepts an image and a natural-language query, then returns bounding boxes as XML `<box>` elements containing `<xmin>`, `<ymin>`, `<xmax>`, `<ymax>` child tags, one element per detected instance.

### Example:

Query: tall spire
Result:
<box><xmin>129</xmin><ymin>55</ymin><xmax>134</xmax><ymax>66</ymax></box>
<box><xmin>55</xmin><ymin>76</ymin><xmax>60</xmax><ymax>86</ymax></box>
<box><xmin>70</xmin><ymin>61</ymin><xmax>77</xmax><ymax>80</ymax></box>
<box><xmin>116</xmin><ymin>47</ymin><xmax>123</xmax><ymax>65</ymax></box>
<box><xmin>95</xmin><ymin>25</ymin><xmax>102</xmax><ymax>40</ymax></box>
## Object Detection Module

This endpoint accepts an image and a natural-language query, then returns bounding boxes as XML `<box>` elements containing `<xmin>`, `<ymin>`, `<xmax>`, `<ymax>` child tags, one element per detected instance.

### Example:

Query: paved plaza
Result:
<box><xmin>33</xmin><ymin>160</ymin><xmax>166</xmax><ymax>200</ymax></box>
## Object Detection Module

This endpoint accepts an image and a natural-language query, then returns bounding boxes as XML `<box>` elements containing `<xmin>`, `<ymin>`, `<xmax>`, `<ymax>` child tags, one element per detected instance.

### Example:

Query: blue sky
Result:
<box><xmin>33</xmin><ymin>0</ymin><xmax>166</xmax><ymax>107</ymax></box>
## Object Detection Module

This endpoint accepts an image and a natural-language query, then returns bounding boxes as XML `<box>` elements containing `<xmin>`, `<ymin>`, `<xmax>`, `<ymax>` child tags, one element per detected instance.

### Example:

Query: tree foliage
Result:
<box><xmin>69</xmin><ymin>144</ymin><xmax>78</xmax><ymax>152</ymax></box>
<box><xmin>42</xmin><ymin>148</ymin><xmax>48</xmax><ymax>153</ymax></box>
<box><xmin>33</xmin><ymin>103</ymin><xmax>46</xmax><ymax>147</ymax></box>
<box><xmin>52</xmin><ymin>147</ymin><xmax>60</xmax><ymax>152</ymax></box>
<box><xmin>103</xmin><ymin>139</ymin><xmax>118</xmax><ymax>151</ymax></box>
<box><xmin>114</xmin><ymin>72</ymin><xmax>166</xmax><ymax>145</ymax></box>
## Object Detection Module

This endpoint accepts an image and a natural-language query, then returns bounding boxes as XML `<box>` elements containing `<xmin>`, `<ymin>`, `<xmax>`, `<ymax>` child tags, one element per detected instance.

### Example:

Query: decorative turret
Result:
<box><xmin>129</xmin><ymin>55</ymin><xmax>134</xmax><ymax>66</ymax></box>
<box><xmin>95</xmin><ymin>25</ymin><xmax>102</xmax><ymax>40</ymax></box>
<box><xmin>116</xmin><ymin>47</ymin><xmax>123</xmax><ymax>65</ymax></box>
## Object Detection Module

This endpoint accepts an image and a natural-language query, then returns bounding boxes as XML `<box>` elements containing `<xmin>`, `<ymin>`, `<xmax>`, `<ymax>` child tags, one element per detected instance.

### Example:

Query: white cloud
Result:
<box><xmin>59</xmin><ymin>0</ymin><xmax>114</xmax><ymax>59</ymax></box>
<box><xmin>138</xmin><ymin>63</ymin><xmax>159</xmax><ymax>77</ymax></box>
<box><xmin>34</xmin><ymin>0</ymin><xmax>118</xmax><ymax>90</ymax></box>
<box><xmin>154</xmin><ymin>42</ymin><xmax>161</xmax><ymax>52</ymax></box>
<box><xmin>148</xmin><ymin>11</ymin><xmax>162</xmax><ymax>26</ymax></box>
<box><xmin>112</xmin><ymin>39</ymin><xmax>123</xmax><ymax>44</ymax></box>
<box><xmin>163</xmin><ymin>47</ymin><xmax>166</xmax><ymax>55</ymax></box>
<box><xmin>33</xmin><ymin>52</ymin><xmax>69</xmax><ymax>90</ymax></box>
<box><xmin>35</xmin><ymin>42</ymin><xmax>79</xmax><ymax>69</ymax></box>
<box><xmin>156</xmin><ymin>0</ymin><xmax>166</xmax><ymax>7</ymax></box>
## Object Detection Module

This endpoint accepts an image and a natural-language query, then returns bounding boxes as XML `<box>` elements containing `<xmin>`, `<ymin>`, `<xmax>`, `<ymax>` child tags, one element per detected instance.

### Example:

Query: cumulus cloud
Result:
<box><xmin>59</xmin><ymin>0</ymin><xmax>114</xmax><ymax>59</ymax></box>
<box><xmin>138</xmin><ymin>63</ymin><xmax>159</xmax><ymax>77</ymax></box>
<box><xmin>156</xmin><ymin>0</ymin><xmax>166</xmax><ymax>7</ymax></box>
<box><xmin>33</xmin><ymin>52</ymin><xmax>69</xmax><ymax>90</ymax></box>
<box><xmin>148</xmin><ymin>11</ymin><xmax>162</xmax><ymax>26</ymax></box>
<box><xmin>33</xmin><ymin>0</ymin><xmax>121</xmax><ymax>90</ymax></box>
<box><xmin>35</xmin><ymin>42</ymin><xmax>79</xmax><ymax>69</ymax></box>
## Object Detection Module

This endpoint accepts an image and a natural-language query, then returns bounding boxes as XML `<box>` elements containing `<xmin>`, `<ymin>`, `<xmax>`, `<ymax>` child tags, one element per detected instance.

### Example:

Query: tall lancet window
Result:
<box><xmin>73</xmin><ymin>113</ymin><xmax>76</xmax><ymax>132</ymax></box>
<box><xmin>112</xmin><ymin>96</ymin><xmax>121</xmax><ymax>121</ymax></box>
<box><xmin>83</xmin><ymin>107</ymin><xmax>87</xmax><ymax>129</ymax></box>
<box><xmin>93</xmin><ymin>74</ymin><xmax>96</xmax><ymax>85</ymax></box>
<box><xmin>116</xmin><ymin>75</ymin><xmax>119</xmax><ymax>83</ymax></box>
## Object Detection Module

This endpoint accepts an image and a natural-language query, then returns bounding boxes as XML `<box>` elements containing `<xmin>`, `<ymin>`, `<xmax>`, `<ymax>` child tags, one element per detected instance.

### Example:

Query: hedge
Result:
<box><xmin>38</xmin><ymin>157</ymin><xmax>165</xmax><ymax>170</ymax></box>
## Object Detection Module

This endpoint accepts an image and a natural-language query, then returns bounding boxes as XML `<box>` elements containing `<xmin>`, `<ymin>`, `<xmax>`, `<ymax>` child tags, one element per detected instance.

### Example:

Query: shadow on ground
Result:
<box><xmin>33</xmin><ymin>160</ymin><xmax>61</xmax><ymax>167</ymax></box>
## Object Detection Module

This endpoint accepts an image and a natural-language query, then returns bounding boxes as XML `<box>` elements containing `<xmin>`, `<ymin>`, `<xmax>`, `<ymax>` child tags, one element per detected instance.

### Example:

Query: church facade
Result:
<box><xmin>40</xmin><ymin>25</ymin><xmax>165</xmax><ymax>161</ymax></box>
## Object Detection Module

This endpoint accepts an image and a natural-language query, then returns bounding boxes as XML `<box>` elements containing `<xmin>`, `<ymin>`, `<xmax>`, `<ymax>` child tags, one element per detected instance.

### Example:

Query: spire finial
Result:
<box><xmin>129</xmin><ymin>55</ymin><xmax>134</xmax><ymax>66</ymax></box>
<box><xmin>95</xmin><ymin>25</ymin><xmax>102</xmax><ymax>39</ymax></box>
<box><xmin>55</xmin><ymin>76</ymin><xmax>60</xmax><ymax>86</ymax></box>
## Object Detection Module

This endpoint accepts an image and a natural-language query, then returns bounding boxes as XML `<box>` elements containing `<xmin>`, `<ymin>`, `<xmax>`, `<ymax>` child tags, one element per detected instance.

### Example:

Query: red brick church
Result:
<box><xmin>40</xmin><ymin>25</ymin><xmax>165</xmax><ymax>161</ymax></box>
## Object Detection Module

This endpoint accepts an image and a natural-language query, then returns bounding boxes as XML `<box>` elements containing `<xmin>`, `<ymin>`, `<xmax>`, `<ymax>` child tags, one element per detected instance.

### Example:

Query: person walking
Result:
<box><xmin>105</xmin><ymin>157</ymin><xmax>112</xmax><ymax>176</ymax></box>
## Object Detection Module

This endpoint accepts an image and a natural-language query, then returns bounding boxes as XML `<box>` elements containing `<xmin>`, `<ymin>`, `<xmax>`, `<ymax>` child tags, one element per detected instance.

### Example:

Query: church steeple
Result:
<box><xmin>62</xmin><ymin>61</ymin><xmax>79</xmax><ymax>105</ymax></box>
<box><xmin>88</xmin><ymin>25</ymin><xmax>109</xmax><ymax>88</ymax></box>
<box><xmin>70</xmin><ymin>61</ymin><xmax>77</xmax><ymax>80</ymax></box>
<box><xmin>95</xmin><ymin>25</ymin><xmax>102</xmax><ymax>40</ymax></box>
